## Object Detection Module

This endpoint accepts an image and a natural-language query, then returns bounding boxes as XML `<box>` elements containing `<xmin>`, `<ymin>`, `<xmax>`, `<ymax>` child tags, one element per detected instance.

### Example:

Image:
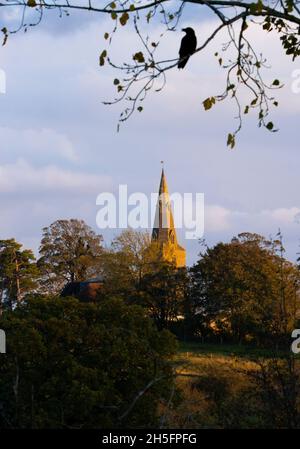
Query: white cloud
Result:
<box><xmin>205</xmin><ymin>205</ymin><xmax>231</xmax><ymax>232</ymax></box>
<box><xmin>204</xmin><ymin>205</ymin><xmax>300</xmax><ymax>235</ymax></box>
<box><xmin>0</xmin><ymin>159</ymin><xmax>111</xmax><ymax>193</ymax></box>
<box><xmin>262</xmin><ymin>207</ymin><xmax>300</xmax><ymax>224</ymax></box>
<box><xmin>0</xmin><ymin>127</ymin><xmax>78</xmax><ymax>162</ymax></box>
<box><xmin>0</xmin><ymin>11</ymin><xmax>299</xmax><ymax>264</ymax></box>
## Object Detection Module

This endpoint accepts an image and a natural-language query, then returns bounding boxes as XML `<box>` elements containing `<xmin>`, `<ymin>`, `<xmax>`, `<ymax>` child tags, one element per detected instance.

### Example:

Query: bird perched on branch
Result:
<box><xmin>178</xmin><ymin>27</ymin><xmax>197</xmax><ymax>69</ymax></box>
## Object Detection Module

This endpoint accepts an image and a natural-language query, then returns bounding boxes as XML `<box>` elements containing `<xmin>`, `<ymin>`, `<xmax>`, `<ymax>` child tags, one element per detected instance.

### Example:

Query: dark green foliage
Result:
<box><xmin>0</xmin><ymin>296</ymin><xmax>177</xmax><ymax>428</ymax></box>
<box><xmin>188</xmin><ymin>233</ymin><xmax>300</xmax><ymax>344</ymax></box>
<box><xmin>139</xmin><ymin>264</ymin><xmax>188</xmax><ymax>331</ymax></box>
<box><xmin>0</xmin><ymin>239</ymin><xmax>39</xmax><ymax>309</ymax></box>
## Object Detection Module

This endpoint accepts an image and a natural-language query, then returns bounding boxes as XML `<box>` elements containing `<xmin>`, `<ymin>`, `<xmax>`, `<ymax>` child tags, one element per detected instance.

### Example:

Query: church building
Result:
<box><xmin>151</xmin><ymin>168</ymin><xmax>186</xmax><ymax>268</ymax></box>
<box><xmin>61</xmin><ymin>167</ymin><xmax>186</xmax><ymax>301</ymax></box>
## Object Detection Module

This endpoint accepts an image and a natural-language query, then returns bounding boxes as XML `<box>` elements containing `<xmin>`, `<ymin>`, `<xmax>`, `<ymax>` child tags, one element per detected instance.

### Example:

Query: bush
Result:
<box><xmin>0</xmin><ymin>296</ymin><xmax>177</xmax><ymax>428</ymax></box>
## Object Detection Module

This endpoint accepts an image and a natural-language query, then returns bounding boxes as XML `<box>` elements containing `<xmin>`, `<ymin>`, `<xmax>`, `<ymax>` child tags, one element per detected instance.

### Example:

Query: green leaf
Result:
<box><xmin>137</xmin><ymin>106</ymin><xmax>143</xmax><ymax>112</ymax></box>
<box><xmin>120</xmin><ymin>12</ymin><xmax>129</xmax><ymax>26</ymax></box>
<box><xmin>104</xmin><ymin>32</ymin><xmax>109</xmax><ymax>40</ymax></box>
<box><xmin>99</xmin><ymin>50</ymin><xmax>107</xmax><ymax>66</ymax></box>
<box><xmin>251</xmin><ymin>0</ymin><xmax>263</xmax><ymax>14</ymax></box>
<box><xmin>227</xmin><ymin>133</ymin><xmax>235</xmax><ymax>149</ymax></box>
<box><xmin>227</xmin><ymin>84</ymin><xmax>235</xmax><ymax>91</ymax></box>
<box><xmin>263</xmin><ymin>22</ymin><xmax>271</xmax><ymax>31</ymax></box>
<box><xmin>133</xmin><ymin>52</ymin><xmax>145</xmax><ymax>63</ymax></box>
<box><xmin>113</xmin><ymin>78</ymin><xmax>120</xmax><ymax>85</ymax></box>
<box><xmin>203</xmin><ymin>97</ymin><xmax>216</xmax><ymax>111</ymax></box>
<box><xmin>110</xmin><ymin>2</ymin><xmax>116</xmax><ymax>9</ymax></box>
<box><xmin>27</xmin><ymin>0</ymin><xmax>37</xmax><ymax>7</ymax></box>
<box><xmin>256</xmin><ymin>0</ymin><xmax>264</xmax><ymax>13</ymax></box>
<box><xmin>111</xmin><ymin>11</ymin><xmax>117</xmax><ymax>20</ymax></box>
<box><xmin>285</xmin><ymin>0</ymin><xmax>294</xmax><ymax>12</ymax></box>
<box><xmin>272</xmin><ymin>79</ymin><xmax>280</xmax><ymax>86</ymax></box>
<box><xmin>266</xmin><ymin>121</ymin><xmax>274</xmax><ymax>130</ymax></box>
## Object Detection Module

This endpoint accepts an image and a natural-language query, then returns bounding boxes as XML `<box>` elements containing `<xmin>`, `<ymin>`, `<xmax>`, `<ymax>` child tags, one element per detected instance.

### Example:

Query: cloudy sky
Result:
<box><xmin>0</xmin><ymin>3</ymin><xmax>300</xmax><ymax>265</ymax></box>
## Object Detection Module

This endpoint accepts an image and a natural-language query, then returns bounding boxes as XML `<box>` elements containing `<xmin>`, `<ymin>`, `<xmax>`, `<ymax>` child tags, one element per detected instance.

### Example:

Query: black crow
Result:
<box><xmin>178</xmin><ymin>27</ymin><xmax>197</xmax><ymax>69</ymax></box>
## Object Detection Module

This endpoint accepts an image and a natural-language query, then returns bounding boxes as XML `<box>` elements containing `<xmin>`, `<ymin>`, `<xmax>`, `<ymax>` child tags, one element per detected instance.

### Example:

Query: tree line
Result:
<box><xmin>0</xmin><ymin>219</ymin><xmax>300</xmax><ymax>428</ymax></box>
<box><xmin>1</xmin><ymin>219</ymin><xmax>299</xmax><ymax>345</ymax></box>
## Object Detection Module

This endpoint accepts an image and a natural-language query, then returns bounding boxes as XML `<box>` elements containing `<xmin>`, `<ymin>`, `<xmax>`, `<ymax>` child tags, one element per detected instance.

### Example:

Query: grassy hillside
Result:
<box><xmin>158</xmin><ymin>342</ymin><xmax>300</xmax><ymax>428</ymax></box>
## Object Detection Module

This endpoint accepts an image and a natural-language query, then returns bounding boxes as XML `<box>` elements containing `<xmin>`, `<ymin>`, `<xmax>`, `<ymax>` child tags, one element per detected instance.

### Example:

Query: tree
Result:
<box><xmin>101</xmin><ymin>229</ymin><xmax>163</xmax><ymax>298</ymax></box>
<box><xmin>38</xmin><ymin>219</ymin><xmax>103</xmax><ymax>294</ymax></box>
<box><xmin>0</xmin><ymin>239</ymin><xmax>39</xmax><ymax>310</ymax></box>
<box><xmin>101</xmin><ymin>229</ymin><xmax>188</xmax><ymax>331</ymax></box>
<box><xmin>1</xmin><ymin>1</ymin><xmax>300</xmax><ymax>144</ymax></box>
<box><xmin>189</xmin><ymin>232</ymin><xmax>300</xmax><ymax>344</ymax></box>
<box><xmin>0</xmin><ymin>295</ymin><xmax>177</xmax><ymax>428</ymax></box>
<box><xmin>139</xmin><ymin>262</ymin><xmax>188</xmax><ymax>331</ymax></box>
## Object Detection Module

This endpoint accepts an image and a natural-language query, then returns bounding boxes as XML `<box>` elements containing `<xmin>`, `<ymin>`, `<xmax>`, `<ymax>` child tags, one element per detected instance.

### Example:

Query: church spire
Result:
<box><xmin>152</xmin><ymin>168</ymin><xmax>175</xmax><ymax>243</ymax></box>
<box><xmin>159</xmin><ymin>168</ymin><xmax>169</xmax><ymax>195</ymax></box>
<box><xmin>152</xmin><ymin>167</ymin><xmax>186</xmax><ymax>267</ymax></box>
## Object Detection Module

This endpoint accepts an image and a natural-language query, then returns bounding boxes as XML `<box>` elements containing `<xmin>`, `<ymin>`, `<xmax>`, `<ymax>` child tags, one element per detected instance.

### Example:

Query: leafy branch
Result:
<box><xmin>1</xmin><ymin>0</ymin><xmax>300</xmax><ymax>146</ymax></box>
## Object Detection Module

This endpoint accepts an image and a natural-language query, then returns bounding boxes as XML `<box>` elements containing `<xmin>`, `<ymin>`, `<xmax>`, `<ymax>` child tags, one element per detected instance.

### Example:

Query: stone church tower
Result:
<box><xmin>151</xmin><ymin>169</ymin><xmax>186</xmax><ymax>268</ymax></box>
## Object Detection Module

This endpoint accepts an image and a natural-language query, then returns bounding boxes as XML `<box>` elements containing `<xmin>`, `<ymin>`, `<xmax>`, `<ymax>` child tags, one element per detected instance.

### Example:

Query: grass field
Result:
<box><xmin>158</xmin><ymin>341</ymin><xmax>299</xmax><ymax>428</ymax></box>
<box><xmin>178</xmin><ymin>341</ymin><xmax>287</xmax><ymax>358</ymax></box>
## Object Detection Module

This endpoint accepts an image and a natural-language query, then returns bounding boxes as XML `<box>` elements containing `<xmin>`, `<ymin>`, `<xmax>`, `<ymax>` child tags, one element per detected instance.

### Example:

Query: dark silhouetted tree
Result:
<box><xmin>0</xmin><ymin>295</ymin><xmax>177</xmax><ymax>428</ymax></box>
